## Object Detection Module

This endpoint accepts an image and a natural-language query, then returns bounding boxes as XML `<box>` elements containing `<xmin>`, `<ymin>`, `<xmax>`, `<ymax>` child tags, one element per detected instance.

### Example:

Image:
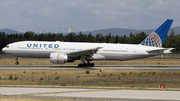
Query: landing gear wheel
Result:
<box><xmin>78</xmin><ymin>64</ymin><xmax>82</xmax><ymax>67</ymax></box>
<box><xmin>90</xmin><ymin>63</ymin><xmax>94</xmax><ymax>67</ymax></box>
<box><xmin>78</xmin><ymin>63</ymin><xmax>95</xmax><ymax>67</ymax></box>
<box><xmin>83</xmin><ymin>63</ymin><xmax>87</xmax><ymax>67</ymax></box>
<box><xmin>15</xmin><ymin>57</ymin><xmax>19</xmax><ymax>65</ymax></box>
<box><xmin>15</xmin><ymin>61</ymin><xmax>19</xmax><ymax>65</ymax></box>
<box><xmin>86</xmin><ymin>63</ymin><xmax>90</xmax><ymax>67</ymax></box>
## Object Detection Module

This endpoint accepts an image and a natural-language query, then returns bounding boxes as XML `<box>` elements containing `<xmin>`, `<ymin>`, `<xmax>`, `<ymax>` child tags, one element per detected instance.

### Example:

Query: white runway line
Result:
<box><xmin>35</xmin><ymin>90</ymin><xmax>180</xmax><ymax>100</ymax></box>
<box><xmin>1</xmin><ymin>87</ymin><xmax>180</xmax><ymax>100</ymax></box>
<box><xmin>0</xmin><ymin>87</ymin><xmax>98</xmax><ymax>95</ymax></box>
<box><xmin>1</xmin><ymin>66</ymin><xmax>180</xmax><ymax>69</ymax></box>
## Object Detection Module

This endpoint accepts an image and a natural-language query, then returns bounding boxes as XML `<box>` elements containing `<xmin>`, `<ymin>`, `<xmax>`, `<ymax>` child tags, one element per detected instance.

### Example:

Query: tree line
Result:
<box><xmin>0</xmin><ymin>29</ymin><xmax>180</xmax><ymax>53</ymax></box>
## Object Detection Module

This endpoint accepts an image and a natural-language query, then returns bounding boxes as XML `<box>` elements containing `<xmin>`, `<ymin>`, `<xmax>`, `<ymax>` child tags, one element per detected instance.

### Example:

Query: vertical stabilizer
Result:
<box><xmin>140</xmin><ymin>19</ymin><xmax>173</xmax><ymax>47</ymax></box>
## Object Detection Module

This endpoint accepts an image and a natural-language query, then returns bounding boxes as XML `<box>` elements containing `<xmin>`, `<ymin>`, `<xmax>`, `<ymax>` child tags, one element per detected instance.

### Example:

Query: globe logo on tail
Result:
<box><xmin>140</xmin><ymin>32</ymin><xmax>162</xmax><ymax>47</ymax></box>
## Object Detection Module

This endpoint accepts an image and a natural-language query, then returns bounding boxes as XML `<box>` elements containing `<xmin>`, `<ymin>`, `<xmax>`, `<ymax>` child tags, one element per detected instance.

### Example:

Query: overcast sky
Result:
<box><xmin>0</xmin><ymin>0</ymin><xmax>180</xmax><ymax>33</ymax></box>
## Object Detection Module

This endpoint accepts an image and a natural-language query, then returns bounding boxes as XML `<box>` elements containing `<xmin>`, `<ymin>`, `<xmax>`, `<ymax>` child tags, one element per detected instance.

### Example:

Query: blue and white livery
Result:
<box><xmin>2</xmin><ymin>19</ymin><xmax>174</xmax><ymax>67</ymax></box>
<box><xmin>140</xmin><ymin>19</ymin><xmax>173</xmax><ymax>47</ymax></box>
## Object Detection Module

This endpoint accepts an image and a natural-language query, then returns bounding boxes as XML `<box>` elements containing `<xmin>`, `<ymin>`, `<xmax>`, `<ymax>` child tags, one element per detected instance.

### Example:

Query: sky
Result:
<box><xmin>0</xmin><ymin>0</ymin><xmax>180</xmax><ymax>33</ymax></box>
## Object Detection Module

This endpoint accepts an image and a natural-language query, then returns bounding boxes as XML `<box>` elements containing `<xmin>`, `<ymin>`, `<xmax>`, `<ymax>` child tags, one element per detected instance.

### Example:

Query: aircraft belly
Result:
<box><xmin>97</xmin><ymin>53</ymin><xmax>150</xmax><ymax>61</ymax></box>
<box><xmin>103</xmin><ymin>54</ymin><xmax>129</xmax><ymax>60</ymax></box>
<box><xmin>7</xmin><ymin>50</ymin><xmax>50</xmax><ymax>58</ymax></box>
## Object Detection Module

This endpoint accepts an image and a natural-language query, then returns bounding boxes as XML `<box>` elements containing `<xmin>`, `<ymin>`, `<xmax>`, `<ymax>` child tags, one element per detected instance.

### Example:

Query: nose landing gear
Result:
<box><xmin>15</xmin><ymin>57</ymin><xmax>19</xmax><ymax>65</ymax></box>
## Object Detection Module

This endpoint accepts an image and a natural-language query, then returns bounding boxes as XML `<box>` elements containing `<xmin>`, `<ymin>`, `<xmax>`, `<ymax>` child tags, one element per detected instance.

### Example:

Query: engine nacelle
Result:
<box><xmin>50</xmin><ymin>53</ymin><xmax>68</xmax><ymax>64</ymax></box>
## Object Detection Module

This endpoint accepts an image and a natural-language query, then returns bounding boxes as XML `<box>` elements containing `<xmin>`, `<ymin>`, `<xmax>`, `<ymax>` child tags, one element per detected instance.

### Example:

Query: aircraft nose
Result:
<box><xmin>2</xmin><ymin>47</ymin><xmax>6</xmax><ymax>53</ymax></box>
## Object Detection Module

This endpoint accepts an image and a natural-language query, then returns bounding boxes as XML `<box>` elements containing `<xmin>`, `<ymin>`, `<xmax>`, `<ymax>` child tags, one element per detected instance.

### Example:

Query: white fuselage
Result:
<box><xmin>2</xmin><ymin>41</ymin><xmax>165</xmax><ymax>61</ymax></box>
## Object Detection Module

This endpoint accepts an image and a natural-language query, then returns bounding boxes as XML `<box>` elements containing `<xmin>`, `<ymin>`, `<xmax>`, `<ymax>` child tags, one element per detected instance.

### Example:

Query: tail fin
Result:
<box><xmin>140</xmin><ymin>19</ymin><xmax>173</xmax><ymax>47</ymax></box>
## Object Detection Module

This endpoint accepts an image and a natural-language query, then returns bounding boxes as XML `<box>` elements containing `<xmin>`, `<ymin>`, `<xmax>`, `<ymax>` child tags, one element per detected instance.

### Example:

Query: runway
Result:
<box><xmin>1</xmin><ymin>87</ymin><xmax>180</xmax><ymax>101</ymax></box>
<box><xmin>0</xmin><ymin>66</ymin><xmax>180</xmax><ymax>69</ymax></box>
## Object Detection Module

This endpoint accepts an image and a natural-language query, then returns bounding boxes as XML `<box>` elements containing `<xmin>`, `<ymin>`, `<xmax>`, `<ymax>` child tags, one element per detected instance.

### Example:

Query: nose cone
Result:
<box><xmin>2</xmin><ymin>47</ymin><xmax>6</xmax><ymax>53</ymax></box>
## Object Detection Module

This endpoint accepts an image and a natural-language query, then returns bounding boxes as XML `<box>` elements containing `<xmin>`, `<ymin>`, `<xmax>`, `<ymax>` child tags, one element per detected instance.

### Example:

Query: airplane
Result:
<box><xmin>2</xmin><ymin>19</ymin><xmax>174</xmax><ymax>67</ymax></box>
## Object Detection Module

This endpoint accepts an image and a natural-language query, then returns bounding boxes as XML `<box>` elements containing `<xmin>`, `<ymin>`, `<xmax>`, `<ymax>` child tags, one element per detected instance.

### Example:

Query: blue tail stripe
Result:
<box><xmin>154</xmin><ymin>19</ymin><xmax>173</xmax><ymax>44</ymax></box>
<box><xmin>140</xmin><ymin>19</ymin><xmax>173</xmax><ymax>47</ymax></box>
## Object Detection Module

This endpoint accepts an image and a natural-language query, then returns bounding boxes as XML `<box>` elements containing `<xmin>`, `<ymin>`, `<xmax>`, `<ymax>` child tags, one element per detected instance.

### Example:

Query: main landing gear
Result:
<box><xmin>78</xmin><ymin>61</ymin><xmax>94</xmax><ymax>67</ymax></box>
<box><xmin>78</xmin><ymin>56</ymin><xmax>95</xmax><ymax>67</ymax></box>
<box><xmin>78</xmin><ymin>63</ymin><xmax>94</xmax><ymax>67</ymax></box>
<box><xmin>15</xmin><ymin>57</ymin><xmax>19</xmax><ymax>65</ymax></box>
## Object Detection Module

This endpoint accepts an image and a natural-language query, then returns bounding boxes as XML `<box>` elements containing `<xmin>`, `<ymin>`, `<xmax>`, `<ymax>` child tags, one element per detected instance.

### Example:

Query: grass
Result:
<box><xmin>86</xmin><ymin>70</ymin><xmax>90</xmax><ymax>74</ymax></box>
<box><xmin>0</xmin><ymin>97</ymin><xmax>118</xmax><ymax>101</ymax></box>
<box><xmin>9</xmin><ymin>75</ymin><xmax>13</xmax><ymax>80</ymax></box>
<box><xmin>0</xmin><ymin>57</ymin><xmax>180</xmax><ymax>91</ymax></box>
<box><xmin>0</xmin><ymin>69</ymin><xmax>180</xmax><ymax>89</ymax></box>
<box><xmin>1</xmin><ymin>57</ymin><xmax>180</xmax><ymax>66</ymax></box>
<box><xmin>55</xmin><ymin>76</ymin><xmax>59</xmax><ymax>80</ymax></box>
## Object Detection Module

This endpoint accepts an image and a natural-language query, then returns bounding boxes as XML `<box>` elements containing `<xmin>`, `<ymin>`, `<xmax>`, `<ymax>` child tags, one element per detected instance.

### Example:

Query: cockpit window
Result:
<box><xmin>6</xmin><ymin>46</ymin><xmax>9</xmax><ymax>48</ymax></box>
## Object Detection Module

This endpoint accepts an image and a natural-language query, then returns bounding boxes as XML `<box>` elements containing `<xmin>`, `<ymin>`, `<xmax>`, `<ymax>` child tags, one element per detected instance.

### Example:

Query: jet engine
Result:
<box><xmin>50</xmin><ymin>53</ymin><xmax>68</xmax><ymax>64</ymax></box>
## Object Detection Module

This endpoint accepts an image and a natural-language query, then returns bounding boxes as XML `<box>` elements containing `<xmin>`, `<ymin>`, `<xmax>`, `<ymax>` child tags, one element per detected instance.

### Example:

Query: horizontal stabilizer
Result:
<box><xmin>146</xmin><ymin>48</ymin><xmax>175</xmax><ymax>53</ymax></box>
<box><xmin>164</xmin><ymin>48</ymin><xmax>175</xmax><ymax>54</ymax></box>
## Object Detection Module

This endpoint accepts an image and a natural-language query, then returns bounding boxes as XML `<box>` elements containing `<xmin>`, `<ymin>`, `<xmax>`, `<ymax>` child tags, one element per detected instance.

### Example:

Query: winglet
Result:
<box><xmin>140</xmin><ymin>19</ymin><xmax>173</xmax><ymax>47</ymax></box>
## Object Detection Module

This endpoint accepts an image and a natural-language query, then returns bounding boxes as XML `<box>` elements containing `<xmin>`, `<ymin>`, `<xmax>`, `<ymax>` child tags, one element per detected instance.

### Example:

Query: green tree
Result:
<box><xmin>66</xmin><ymin>33</ymin><xmax>76</xmax><ymax>42</ymax></box>
<box><xmin>95</xmin><ymin>33</ymin><xmax>104</xmax><ymax>42</ymax></box>
<box><xmin>121</xmin><ymin>35</ymin><xmax>128</xmax><ymax>43</ymax></box>
<box><xmin>114</xmin><ymin>35</ymin><xmax>119</xmax><ymax>43</ymax></box>
<box><xmin>175</xmin><ymin>34</ymin><xmax>180</xmax><ymax>53</ymax></box>
<box><xmin>135</xmin><ymin>32</ymin><xmax>147</xmax><ymax>44</ymax></box>
<box><xmin>87</xmin><ymin>32</ymin><xmax>94</xmax><ymax>42</ymax></box>
<box><xmin>169</xmin><ymin>29</ymin><xmax>176</xmax><ymax>47</ymax></box>
<box><xmin>24</xmin><ymin>31</ymin><xmax>35</xmax><ymax>40</ymax></box>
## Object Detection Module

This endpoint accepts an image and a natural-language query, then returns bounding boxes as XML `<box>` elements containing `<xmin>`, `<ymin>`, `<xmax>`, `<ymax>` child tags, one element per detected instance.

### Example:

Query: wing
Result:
<box><xmin>66</xmin><ymin>47</ymin><xmax>102</xmax><ymax>57</ymax></box>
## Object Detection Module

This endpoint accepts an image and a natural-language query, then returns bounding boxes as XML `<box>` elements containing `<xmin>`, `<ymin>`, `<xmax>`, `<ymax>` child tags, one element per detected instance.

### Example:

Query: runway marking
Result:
<box><xmin>2</xmin><ymin>87</ymin><xmax>180</xmax><ymax>101</ymax></box>
<box><xmin>1</xmin><ymin>66</ymin><xmax>180</xmax><ymax>70</ymax></box>
<box><xmin>32</xmin><ymin>90</ymin><xmax>180</xmax><ymax>101</ymax></box>
<box><xmin>3</xmin><ymin>89</ymin><xmax>107</xmax><ymax>97</ymax></box>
